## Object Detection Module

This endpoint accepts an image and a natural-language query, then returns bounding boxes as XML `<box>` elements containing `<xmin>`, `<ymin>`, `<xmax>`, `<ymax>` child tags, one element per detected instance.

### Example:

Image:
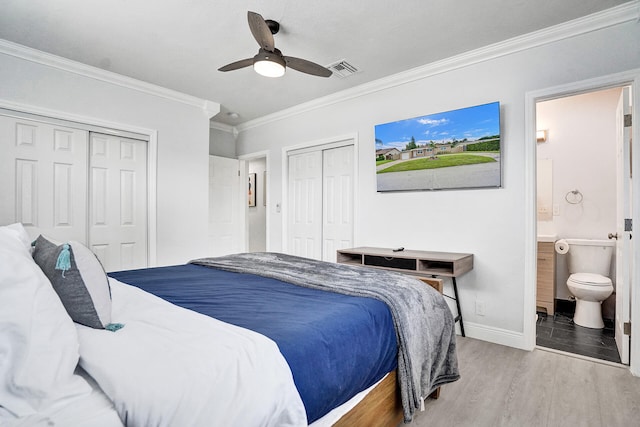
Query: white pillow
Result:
<box><xmin>0</xmin><ymin>224</ymin><xmax>91</xmax><ymax>417</ymax></box>
<box><xmin>0</xmin><ymin>223</ymin><xmax>32</xmax><ymax>253</ymax></box>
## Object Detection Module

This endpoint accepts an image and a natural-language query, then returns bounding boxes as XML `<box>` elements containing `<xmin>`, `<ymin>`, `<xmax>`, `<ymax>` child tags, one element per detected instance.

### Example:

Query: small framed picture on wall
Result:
<box><xmin>248</xmin><ymin>173</ymin><xmax>257</xmax><ymax>207</ymax></box>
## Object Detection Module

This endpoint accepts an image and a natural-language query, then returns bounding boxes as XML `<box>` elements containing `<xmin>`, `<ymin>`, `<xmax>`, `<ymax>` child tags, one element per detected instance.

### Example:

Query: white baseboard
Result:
<box><xmin>460</xmin><ymin>321</ymin><xmax>529</xmax><ymax>350</ymax></box>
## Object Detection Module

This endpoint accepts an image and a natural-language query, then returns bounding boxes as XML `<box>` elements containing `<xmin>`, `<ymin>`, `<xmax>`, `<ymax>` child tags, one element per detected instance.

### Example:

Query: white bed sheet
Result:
<box><xmin>76</xmin><ymin>279</ymin><xmax>307</xmax><ymax>427</ymax></box>
<box><xmin>0</xmin><ymin>367</ymin><xmax>382</xmax><ymax>427</ymax></box>
<box><xmin>309</xmin><ymin>375</ymin><xmax>385</xmax><ymax>427</ymax></box>
<box><xmin>0</xmin><ymin>367</ymin><xmax>123</xmax><ymax>427</ymax></box>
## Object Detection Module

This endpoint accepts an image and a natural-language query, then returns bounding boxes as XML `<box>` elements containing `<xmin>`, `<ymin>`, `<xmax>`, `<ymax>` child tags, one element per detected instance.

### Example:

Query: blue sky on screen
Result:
<box><xmin>375</xmin><ymin>102</ymin><xmax>500</xmax><ymax>150</ymax></box>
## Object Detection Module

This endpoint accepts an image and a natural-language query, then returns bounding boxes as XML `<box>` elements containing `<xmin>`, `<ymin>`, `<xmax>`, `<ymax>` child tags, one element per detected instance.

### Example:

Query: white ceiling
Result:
<box><xmin>0</xmin><ymin>0</ymin><xmax>629</xmax><ymax>126</ymax></box>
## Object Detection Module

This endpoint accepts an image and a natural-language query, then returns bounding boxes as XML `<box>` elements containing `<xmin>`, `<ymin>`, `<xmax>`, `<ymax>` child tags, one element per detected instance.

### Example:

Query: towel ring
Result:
<box><xmin>565</xmin><ymin>189</ymin><xmax>583</xmax><ymax>204</ymax></box>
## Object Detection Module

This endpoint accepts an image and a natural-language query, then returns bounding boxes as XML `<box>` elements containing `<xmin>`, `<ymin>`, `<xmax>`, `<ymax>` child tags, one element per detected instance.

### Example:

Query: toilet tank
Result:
<box><xmin>565</xmin><ymin>238</ymin><xmax>614</xmax><ymax>276</ymax></box>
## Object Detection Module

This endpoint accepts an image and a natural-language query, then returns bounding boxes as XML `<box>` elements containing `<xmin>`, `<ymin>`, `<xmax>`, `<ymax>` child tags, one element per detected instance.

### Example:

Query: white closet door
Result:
<box><xmin>89</xmin><ymin>133</ymin><xmax>147</xmax><ymax>272</ymax></box>
<box><xmin>0</xmin><ymin>115</ymin><xmax>88</xmax><ymax>242</ymax></box>
<box><xmin>287</xmin><ymin>144</ymin><xmax>354</xmax><ymax>262</ymax></box>
<box><xmin>209</xmin><ymin>155</ymin><xmax>243</xmax><ymax>256</ymax></box>
<box><xmin>288</xmin><ymin>150</ymin><xmax>323</xmax><ymax>260</ymax></box>
<box><xmin>322</xmin><ymin>145</ymin><xmax>354</xmax><ymax>262</ymax></box>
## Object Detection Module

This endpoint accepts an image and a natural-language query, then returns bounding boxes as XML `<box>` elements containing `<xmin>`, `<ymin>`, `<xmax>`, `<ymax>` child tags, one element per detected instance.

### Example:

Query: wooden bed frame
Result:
<box><xmin>333</xmin><ymin>277</ymin><xmax>444</xmax><ymax>427</ymax></box>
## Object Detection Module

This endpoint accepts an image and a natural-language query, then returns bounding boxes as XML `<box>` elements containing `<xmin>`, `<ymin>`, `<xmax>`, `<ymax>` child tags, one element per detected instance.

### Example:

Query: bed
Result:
<box><xmin>0</xmin><ymin>223</ymin><xmax>459</xmax><ymax>427</ymax></box>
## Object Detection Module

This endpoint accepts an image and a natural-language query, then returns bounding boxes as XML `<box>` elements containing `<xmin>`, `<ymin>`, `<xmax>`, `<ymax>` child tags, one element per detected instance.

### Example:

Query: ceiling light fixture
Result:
<box><xmin>253</xmin><ymin>49</ymin><xmax>286</xmax><ymax>77</ymax></box>
<box><xmin>218</xmin><ymin>12</ymin><xmax>331</xmax><ymax>78</ymax></box>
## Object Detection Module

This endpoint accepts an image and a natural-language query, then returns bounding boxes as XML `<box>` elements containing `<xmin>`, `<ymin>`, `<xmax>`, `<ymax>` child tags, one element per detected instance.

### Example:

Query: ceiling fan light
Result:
<box><xmin>254</xmin><ymin>57</ymin><xmax>285</xmax><ymax>77</ymax></box>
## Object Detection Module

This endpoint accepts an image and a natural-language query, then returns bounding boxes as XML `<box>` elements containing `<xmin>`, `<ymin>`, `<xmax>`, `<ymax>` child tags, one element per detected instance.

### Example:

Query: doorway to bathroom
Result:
<box><xmin>246</xmin><ymin>156</ymin><xmax>267</xmax><ymax>252</ymax></box>
<box><xmin>534</xmin><ymin>85</ymin><xmax>632</xmax><ymax>364</ymax></box>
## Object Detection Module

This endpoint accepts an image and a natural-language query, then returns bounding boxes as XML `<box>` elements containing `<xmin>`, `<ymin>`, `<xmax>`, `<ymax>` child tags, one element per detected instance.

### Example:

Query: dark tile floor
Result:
<box><xmin>536</xmin><ymin>310</ymin><xmax>621</xmax><ymax>363</ymax></box>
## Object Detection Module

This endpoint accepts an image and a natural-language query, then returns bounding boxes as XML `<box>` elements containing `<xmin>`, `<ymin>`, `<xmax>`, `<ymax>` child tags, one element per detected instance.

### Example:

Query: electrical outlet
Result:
<box><xmin>475</xmin><ymin>300</ymin><xmax>486</xmax><ymax>316</ymax></box>
<box><xmin>553</xmin><ymin>204</ymin><xmax>560</xmax><ymax>216</ymax></box>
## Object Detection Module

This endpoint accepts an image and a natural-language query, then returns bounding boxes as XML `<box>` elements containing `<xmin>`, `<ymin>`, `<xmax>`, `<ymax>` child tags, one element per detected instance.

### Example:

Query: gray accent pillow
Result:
<box><xmin>32</xmin><ymin>235</ymin><xmax>112</xmax><ymax>329</ymax></box>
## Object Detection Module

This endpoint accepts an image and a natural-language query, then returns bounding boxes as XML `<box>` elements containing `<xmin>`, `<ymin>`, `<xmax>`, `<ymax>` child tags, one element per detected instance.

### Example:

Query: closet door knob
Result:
<box><xmin>608</xmin><ymin>232</ymin><xmax>619</xmax><ymax>240</ymax></box>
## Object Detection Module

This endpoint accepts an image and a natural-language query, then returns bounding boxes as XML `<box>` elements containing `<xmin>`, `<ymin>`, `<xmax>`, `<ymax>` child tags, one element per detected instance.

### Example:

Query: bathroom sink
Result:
<box><xmin>537</xmin><ymin>234</ymin><xmax>557</xmax><ymax>243</ymax></box>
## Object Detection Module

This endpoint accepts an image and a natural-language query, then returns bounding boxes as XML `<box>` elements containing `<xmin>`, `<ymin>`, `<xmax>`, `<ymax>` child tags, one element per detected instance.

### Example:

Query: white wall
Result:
<box><xmin>537</xmin><ymin>88</ymin><xmax>621</xmax><ymax>301</ymax></box>
<box><xmin>0</xmin><ymin>51</ymin><xmax>213</xmax><ymax>266</ymax></box>
<box><xmin>209</xmin><ymin>126</ymin><xmax>236</xmax><ymax>158</ymax></box>
<box><xmin>235</xmin><ymin>18</ymin><xmax>640</xmax><ymax>346</ymax></box>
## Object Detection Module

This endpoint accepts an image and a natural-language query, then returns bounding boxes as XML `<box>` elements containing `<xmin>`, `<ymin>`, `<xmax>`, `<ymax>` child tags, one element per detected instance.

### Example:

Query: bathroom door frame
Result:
<box><xmin>524</xmin><ymin>68</ymin><xmax>640</xmax><ymax>375</ymax></box>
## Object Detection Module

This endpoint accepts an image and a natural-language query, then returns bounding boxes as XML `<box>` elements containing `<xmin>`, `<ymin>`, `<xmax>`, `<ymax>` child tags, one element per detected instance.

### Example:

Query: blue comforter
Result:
<box><xmin>108</xmin><ymin>264</ymin><xmax>397</xmax><ymax>423</ymax></box>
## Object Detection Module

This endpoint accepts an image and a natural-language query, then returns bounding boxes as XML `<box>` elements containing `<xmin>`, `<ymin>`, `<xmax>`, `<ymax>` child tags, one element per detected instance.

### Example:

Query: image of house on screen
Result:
<box><xmin>374</xmin><ymin>101</ymin><xmax>501</xmax><ymax>192</ymax></box>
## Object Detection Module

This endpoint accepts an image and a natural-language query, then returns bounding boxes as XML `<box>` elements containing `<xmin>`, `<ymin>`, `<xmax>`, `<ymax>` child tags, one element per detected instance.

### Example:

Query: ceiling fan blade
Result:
<box><xmin>284</xmin><ymin>56</ymin><xmax>332</xmax><ymax>78</ymax></box>
<box><xmin>248</xmin><ymin>11</ymin><xmax>275</xmax><ymax>52</ymax></box>
<box><xmin>218</xmin><ymin>58</ymin><xmax>254</xmax><ymax>72</ymax></box>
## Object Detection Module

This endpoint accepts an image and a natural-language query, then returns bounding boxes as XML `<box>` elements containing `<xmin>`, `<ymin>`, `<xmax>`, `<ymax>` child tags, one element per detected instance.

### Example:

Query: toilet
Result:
<box><xmin>562</xmin><ymin>238</ymin><xmax>614</xmax><ymax>329</ymax></box>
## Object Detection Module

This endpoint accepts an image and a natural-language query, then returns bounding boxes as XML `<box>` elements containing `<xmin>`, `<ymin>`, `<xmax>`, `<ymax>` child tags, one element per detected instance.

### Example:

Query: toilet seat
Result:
<box><xmin>568</xmin><ymin>272</ymin><xmax>612</xmax><ymax>287</ymax></box>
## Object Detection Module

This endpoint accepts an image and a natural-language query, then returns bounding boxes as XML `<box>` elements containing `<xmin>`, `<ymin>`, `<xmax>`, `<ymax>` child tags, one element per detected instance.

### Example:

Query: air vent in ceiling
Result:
<box><xmin>327</xmin><ymin>60</ymin><xmax>359</xmax><ymax>78</ymax></box>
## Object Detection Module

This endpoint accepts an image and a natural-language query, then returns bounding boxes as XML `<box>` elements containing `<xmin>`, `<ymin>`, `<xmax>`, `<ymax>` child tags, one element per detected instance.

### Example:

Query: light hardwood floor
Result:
<box><xmin>402</xmin><ymin>337</ymin><xmax>640</xmax><ymax>427</ymax></box>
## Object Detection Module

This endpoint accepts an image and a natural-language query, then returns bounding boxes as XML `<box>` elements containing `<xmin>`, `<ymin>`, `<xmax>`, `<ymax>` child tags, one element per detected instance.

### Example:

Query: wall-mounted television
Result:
<box><xmin>375</xmin><ymin>101</ymin><xmax>501</xmax><ymax>192</ymax></box>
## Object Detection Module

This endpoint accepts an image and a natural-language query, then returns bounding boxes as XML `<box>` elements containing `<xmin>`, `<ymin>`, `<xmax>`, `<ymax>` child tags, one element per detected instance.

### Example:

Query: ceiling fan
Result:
<box><xmin>218</xmin><ymin>11</ymin><xmax>332</xmax><ymax>78</ymax></box>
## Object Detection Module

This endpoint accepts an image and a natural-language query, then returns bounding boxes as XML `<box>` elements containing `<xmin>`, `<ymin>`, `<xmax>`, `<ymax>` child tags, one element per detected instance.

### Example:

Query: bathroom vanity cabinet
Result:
<box><xmin>536</xmin><ymin>241</ymin><xmax>556</xmax><ymax>315</ymax></box>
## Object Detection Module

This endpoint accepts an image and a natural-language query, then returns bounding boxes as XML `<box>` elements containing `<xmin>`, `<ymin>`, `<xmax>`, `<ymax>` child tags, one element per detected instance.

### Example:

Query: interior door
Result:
<box><xmin>322</xmin><ymin>145</ymin><xmax>354</xmax><ymax>262</ymax></box>
<box><xmin>615</xmin><ymin>86</ymin><xmax>632</xmax><ymax>365</ymax></box>
<box><xmin>288</xmin><ymin>150</ymin><xmax>323</xmax><ymax>260</ymax></box>
<box><xmin>208</xmin><ymin>155</ymin><xmax>243</xmax><ymax>256</ymax></box>
<box><xmin>0</xmin><ymin>115</ymin><xmax>88</xmax><ymax>242</ymax></box>
<box><xmin>89</xmin><ymin>133</ymin><xmax>147</xmax><ymax>272</ymax></box>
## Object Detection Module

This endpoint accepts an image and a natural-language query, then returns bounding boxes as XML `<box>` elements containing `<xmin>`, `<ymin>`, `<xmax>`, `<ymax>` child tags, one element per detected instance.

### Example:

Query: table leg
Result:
<box><xmin>452</xmin><ymin>277</ymin><xmax>465</xmax><ymax>337</ymax></box>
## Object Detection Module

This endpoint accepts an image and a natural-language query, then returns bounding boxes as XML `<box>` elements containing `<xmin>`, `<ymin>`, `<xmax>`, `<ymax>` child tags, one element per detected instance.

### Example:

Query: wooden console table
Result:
<box><xmin>336</xmin><ymin>247</ymin><xmax>473</xmax><ymax>337</ymax></box>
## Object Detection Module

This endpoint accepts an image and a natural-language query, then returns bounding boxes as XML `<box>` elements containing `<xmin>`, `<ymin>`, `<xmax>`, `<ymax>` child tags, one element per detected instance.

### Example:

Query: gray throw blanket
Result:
<box><xmin>190</xmin><ymin>252</ymin><xmax>459</xmax><ymax>423</ymax></box>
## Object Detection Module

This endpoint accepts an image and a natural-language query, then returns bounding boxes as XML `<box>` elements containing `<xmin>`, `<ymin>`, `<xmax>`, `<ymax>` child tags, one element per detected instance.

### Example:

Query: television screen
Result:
<box><xmin>375</xmin><ymin>101</ymin><xmax>501</xmax><ymax>192</ymax></box>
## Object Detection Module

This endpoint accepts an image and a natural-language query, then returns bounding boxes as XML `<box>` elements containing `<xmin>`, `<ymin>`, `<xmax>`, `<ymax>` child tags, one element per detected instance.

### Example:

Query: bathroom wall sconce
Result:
<box><xmin>536</xmin><ymin>130</ymin><xmax>548</xmax><ymax>143</ymax></box>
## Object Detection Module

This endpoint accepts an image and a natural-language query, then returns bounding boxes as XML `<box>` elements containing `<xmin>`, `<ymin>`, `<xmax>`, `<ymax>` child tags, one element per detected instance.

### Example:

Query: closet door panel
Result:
<box><xmin>322</xmin><ymin>145</ymin><xmax>354</xmax><ymax>262</ymax></box>
<box><xmin>89</xmin><ymin>133</ymin><xmax>147</xmax><ymax>272</ymax></box>
<box><xmin>286</xmin><ymin>144</ymin><xmax>354</xmax><ymax>262</ymax></box>
<box><xmin>53</xmin><ymin>162</ymin><xmax>74</xmax><ymax>226</ymax></box>
<box><xmin>208</xmin><ymin>155</ymin><xmax>243</xmax><ymax>256</ymax></box>
<box><xmin>91</xmin><ymin>167</ymin><xmax>108</xmax><ymax>225</ymax></box>
<box><xmin>15</xmin><ymin>159</ymin><xmax>38</xmax><ymax>226</ymax></box>
<box><xmin>0</xmin><ymin>115</ymin><xmax>88</xmax><ymax>242</ymax></box>
<box><xmin>288</xmin><ymin>151</ymin><xmax>323</xmax><ymax>260</ymax></box>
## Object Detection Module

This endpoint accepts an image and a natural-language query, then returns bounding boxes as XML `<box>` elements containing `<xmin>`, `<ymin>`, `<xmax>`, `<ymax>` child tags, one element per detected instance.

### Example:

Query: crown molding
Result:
<box><xmin>0</xmin><ymin>38</ymin><xmax>219</xmax><ymax>116</ymax></box>
<box><xmin>237</xmin><ymin>0</ymin><xmax>639</xmax><ymax>132</ymax></box>
<box><xmin>209</xmin><ymin>120</ymin><xmax>234</xmax><ymax>132</ymax></box>
<box><xmin>209</xmin><ymin>120</ymin><xmax>239</xmax><ymax>140</ymax></box>
<box><xmin>202</xmin><ymin>100</ymin><xmax>221</xmax><ymax>119</ymax></box>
